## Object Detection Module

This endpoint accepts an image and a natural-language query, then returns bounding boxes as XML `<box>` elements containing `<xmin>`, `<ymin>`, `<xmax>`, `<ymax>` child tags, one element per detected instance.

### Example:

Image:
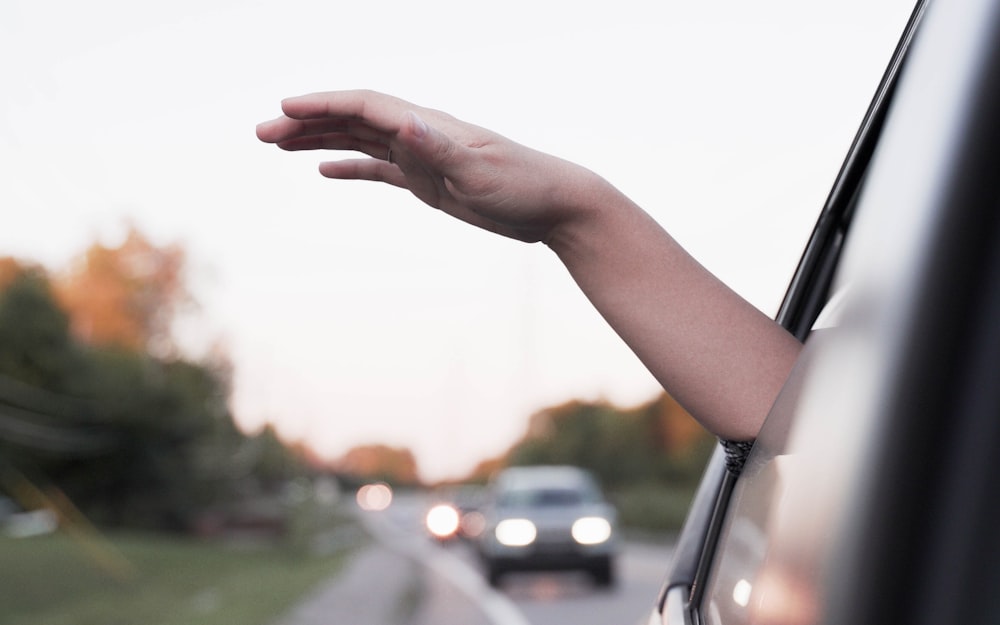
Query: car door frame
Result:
<box><xmin>652</xmin><ymin>1</ymin><xmax>929</xmax><ymax>622</ymax></box>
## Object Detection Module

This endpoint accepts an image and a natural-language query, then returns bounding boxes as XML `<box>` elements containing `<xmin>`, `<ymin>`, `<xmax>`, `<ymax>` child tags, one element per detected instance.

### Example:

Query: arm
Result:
<box><xmin>256</xmin><ymin>90</ymin><xmax>801</xmax><ymax>440</ymax></box>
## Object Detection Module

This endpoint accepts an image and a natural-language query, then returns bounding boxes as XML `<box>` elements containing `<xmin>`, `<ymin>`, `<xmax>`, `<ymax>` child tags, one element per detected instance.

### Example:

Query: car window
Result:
<box><xmin>699</xmin><ymin>334</ymin><xmax>830</xmax><ymax>625</ymax></box>
<box><xmin>691</xmin><ymin>7</ymin><xmax>932</xmax><ymax>621</ymax></box>
<box><xmin>499</xmin><ymin>487</ymin><xmax>594</xmax><ymax>507</ymax></box>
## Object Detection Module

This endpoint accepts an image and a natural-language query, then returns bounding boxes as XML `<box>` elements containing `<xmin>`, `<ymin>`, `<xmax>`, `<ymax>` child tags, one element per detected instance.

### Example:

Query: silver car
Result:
<box><xmin>476</xmin><ymin>465</ymin><xmax>618</xmax><ymax>587</ymax></box>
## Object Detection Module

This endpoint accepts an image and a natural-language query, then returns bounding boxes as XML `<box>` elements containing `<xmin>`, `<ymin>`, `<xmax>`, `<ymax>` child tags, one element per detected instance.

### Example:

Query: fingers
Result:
<box><xmin>258</xmin><ymin>91</ymin><xmax>547</xmax><ymax>244</ymax></box>
<box><xmin>280</xmin><ymin>89</ymin><xmax>409</xmax><ymax>133</ymax></box>
<box><xmin>257</xmin><ymin>91</ymin><xmax>413</xmax><ymax>169</ymax></box>
<box><xmin>257</xmin><ymin>90</ymin><xmax>460</xmax><ymax>165</ymax></box>
<box><xmin>274</xmin><ymin>132</ymin><xmax>389</xmax><ymax>162</ymax></box>
<box><xmin>319</xmin><ymin>158</ymin><xmax>408</xmax><ymax>188</ymax></box>
<box><xmin>257</xmin><ymin>114</ymin><xmax>381</xmax><ymax>140</ymax></box>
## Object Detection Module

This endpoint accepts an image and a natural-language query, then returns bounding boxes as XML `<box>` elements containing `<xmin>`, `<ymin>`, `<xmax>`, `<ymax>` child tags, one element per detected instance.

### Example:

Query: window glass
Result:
<box><xmin>699</xmin><ymin>354</ymin><xmax>812</xmax><ymax>625</ymax></box>
<box><xmin>499</xmin><ymin>487</ymin><xmax>598</xmax><ymax>507</ymax></box>
<box><xmin>701</xmin><ymin>286</ymin><xmax>890</xmax><ymax>625</ymax></box>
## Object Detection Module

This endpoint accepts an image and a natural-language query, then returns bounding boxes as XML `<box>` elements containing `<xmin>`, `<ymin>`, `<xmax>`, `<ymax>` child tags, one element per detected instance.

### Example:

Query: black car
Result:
<box><xmin>649</xmin><ymin>1</ymin><xmax>1000</xmax><ymax>624</ymax></box>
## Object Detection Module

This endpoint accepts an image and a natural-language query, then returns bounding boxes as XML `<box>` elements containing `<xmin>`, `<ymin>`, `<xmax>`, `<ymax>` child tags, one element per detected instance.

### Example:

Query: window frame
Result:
<box><xmin>653</xmin><ymin>2</ymin><xmax>929</xmax><ymax>623</ymax></box>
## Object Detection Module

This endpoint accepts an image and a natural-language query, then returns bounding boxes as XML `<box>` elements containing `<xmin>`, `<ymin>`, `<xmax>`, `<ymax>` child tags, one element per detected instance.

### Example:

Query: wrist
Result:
<box><xmin>542</xmin><ymin>166</ymin><xmax>637</xmax><ymax>257</ymax></box>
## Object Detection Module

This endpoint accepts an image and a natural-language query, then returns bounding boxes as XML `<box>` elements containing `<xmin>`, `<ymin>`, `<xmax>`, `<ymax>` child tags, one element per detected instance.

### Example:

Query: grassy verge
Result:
<box><xmin>0</xmin><ymin>526</ymin><xmax>356</xmax><ymax>625</ymax></box>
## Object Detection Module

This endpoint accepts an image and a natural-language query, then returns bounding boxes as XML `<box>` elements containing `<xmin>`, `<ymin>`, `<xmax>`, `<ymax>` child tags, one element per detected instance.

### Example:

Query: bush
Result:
<box><xmin>609</xmin><ymin>481</ymin><xmax>701</xmax><ymax>535</ymax></box>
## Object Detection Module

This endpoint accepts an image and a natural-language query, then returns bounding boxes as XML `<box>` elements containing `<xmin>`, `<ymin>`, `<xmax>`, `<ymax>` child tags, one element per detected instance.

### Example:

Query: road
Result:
<box><xmin>285</xmin><ymin>491</ymin><xmax>674</xmax><ymax>625</ymax></box>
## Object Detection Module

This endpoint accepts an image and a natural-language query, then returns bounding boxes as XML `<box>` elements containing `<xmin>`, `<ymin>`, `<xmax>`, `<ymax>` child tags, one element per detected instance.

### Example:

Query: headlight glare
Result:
<box><xmin>572</xmin><ymin>516</ymin><xmax>612</xmax><ymax>545</ymax></box>
<box><xmin>495</xmin><ymin>518</ymin><xmax>537</xmax><ymax>546</ymax></box>
<box><xmin>425</xmin><ymin>504</ymin><xmax>461</xmax><ymax>538</ymax></box>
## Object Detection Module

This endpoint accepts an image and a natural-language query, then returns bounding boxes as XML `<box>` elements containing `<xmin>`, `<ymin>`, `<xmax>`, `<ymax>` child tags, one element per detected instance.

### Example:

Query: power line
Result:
<box><xmin>0</xmin><ymin>403</ymin><xmax>117</xmax><ymax>455</ymax></box>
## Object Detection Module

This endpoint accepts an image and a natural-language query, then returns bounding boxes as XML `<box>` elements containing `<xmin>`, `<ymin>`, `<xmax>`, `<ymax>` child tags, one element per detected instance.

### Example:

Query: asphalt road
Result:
<box><xmin>275</xmin><ymin>491</ymin><xmax>674</xmax><ymax>625</ymax></box>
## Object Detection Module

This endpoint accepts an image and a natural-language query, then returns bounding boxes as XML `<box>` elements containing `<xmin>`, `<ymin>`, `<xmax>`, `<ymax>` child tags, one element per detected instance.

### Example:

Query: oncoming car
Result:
<box><xmin>648</xmin><ymin>1</ymin><xmax>1000</xmax><ymax>625</ymax></box>
<box><xmin>476</xmin><ymin>465</ymin><xmax>619</xmax><ymax>587</ymax></box>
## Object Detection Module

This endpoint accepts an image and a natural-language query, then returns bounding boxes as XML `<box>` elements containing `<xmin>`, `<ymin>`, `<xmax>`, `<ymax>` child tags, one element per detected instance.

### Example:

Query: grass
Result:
<box><xmin>0</xmin><ymin>526</ymin><xmax>357</xmax><ymax>625</ymax></box>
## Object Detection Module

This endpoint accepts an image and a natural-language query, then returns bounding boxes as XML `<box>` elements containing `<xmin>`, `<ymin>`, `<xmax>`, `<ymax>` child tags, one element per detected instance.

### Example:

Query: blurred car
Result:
<box><xmin>424</xmin><ymin>484</ymin><xmax>488</xmax><ymax>542</ymax></box>
<box><xmin>648</xmin><ymin>1</ymin><xmax>1000</xmax><ymax>624</ymax></box>
<box><xmin>476</xmin><ymin>465</ymin><xmax>618</xmax><ymax>587</ymax></box>
<box><xmin>424</xmin><ymin>484</ymin><xmax>484</xmax><ymax>542</ymax></box>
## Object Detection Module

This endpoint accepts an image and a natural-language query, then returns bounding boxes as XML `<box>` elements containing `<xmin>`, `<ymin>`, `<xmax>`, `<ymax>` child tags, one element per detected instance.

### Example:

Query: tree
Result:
<box><xmin>238</xmin><ymin>424</ymin><xmax>310</xmax><ymax>491</ymax></box>
<box><xmin>0</xmin><ymin>257</ymin><xmax>29</xmax><ymax>292</ymax></box>
<box><xmin>55</xmin><ymin>225</ymin><xmax>190</xmax><ymax>357</ymax></box>
<box><xmin>0</xmin><ymin>236</ymin><xmax>256</xmax><ymax>532</ymax></box>
<box><xmin>65</xmin><ymin>350</ymin><xmax>241</xmax><ymax>529</ymax></box>
<box><xmin>509</xmin><ymin>400</ymin><xmax>649</xmax><ymax>486</ymax></box>
<box><xmin>0</xmin><ymin>267</ymin><xmax>81</xmax><ymax>392</ymax></box>
<box><xmin>334</xmin><ymin>444</ymin><xmax>421</xmax><ymax>486</ymax></box>
<box><xmin>505</xmin><ymin>394</ymin><xmax>715</xmax><ymax>489</ymax></box>
<box><xmin>2</xmin><ymin>227</ymin><xmax>435</xmax><ymax>533</ymax></box>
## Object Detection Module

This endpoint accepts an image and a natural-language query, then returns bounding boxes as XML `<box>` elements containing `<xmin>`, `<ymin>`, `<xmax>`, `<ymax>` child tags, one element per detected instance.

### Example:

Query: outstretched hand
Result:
<box><xmin>256</xmin><ymin>90</ymin><xmax>599</xmax><ymax>244</ymax></box>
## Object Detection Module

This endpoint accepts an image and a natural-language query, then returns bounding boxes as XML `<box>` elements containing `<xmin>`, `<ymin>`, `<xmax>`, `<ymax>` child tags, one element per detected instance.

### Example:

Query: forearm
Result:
<box><xmin>544</xmin><ymin>172</ymin><xmax>802</xmax><ymax>440</ymax></box>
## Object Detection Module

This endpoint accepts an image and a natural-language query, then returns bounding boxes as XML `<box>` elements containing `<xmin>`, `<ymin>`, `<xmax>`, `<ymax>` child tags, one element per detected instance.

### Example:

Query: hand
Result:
<box><xmin>256</xmin><ymin>90</ymin><xmax>601</xmax><ymax>243</ymax></box>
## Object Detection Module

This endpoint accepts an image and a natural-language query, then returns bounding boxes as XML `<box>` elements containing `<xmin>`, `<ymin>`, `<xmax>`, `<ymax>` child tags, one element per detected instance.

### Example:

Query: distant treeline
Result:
<box><xmin>505</xmin><ymin>394</ymin><xmax>715</xmax><ymax>488</ymax></box>
<box><xmin>0</xmin><ymin>232</ymin><xmax>306</xmax><ymax>533</ymax></box>
<box><xmin>0</xmin><ymin>226</ymin><xmax>717</xmax><ymax>535</ymax></box>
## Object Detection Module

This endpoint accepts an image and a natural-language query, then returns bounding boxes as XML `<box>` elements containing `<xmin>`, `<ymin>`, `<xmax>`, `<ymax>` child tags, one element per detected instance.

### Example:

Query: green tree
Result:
<box><xmin>239</xmin><ymin>424</ymin><xmax>310</xmax><ymax>491</ymax></box>
<box><xmin>506</xmin><ymin>395</ymin><xmax>715</xmax><ymax>489</ymax></box>
<box><xmin>0</xmin><ymin>267</ymin><xmax>82</xmax><ymax>392</ymax></box>
<box><xmin>0</xmin><ymin>268</ymin><xmax>102</xmax><ymax>484</ymax></box>
<box><xmin>0</xmin><ymin>244</ymin><xmax>254</xmax><ymax>532</ymax></box>
<box><xmin>0</xmin><ymin>231</ymin><xmax>341</xmax><ymax>534</ymax></box>
<box><xmin>67</xmin><ymin>350</ymin><xmax>241</xmax><ymax>529</ymax></box>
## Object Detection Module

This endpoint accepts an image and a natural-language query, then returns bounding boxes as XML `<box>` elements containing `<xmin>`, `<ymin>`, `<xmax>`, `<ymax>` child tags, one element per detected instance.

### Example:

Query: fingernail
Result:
<box><xmin>408</xmin><ymin>111</ymin><xmax>428</xmax><ymax>139</ymax></box>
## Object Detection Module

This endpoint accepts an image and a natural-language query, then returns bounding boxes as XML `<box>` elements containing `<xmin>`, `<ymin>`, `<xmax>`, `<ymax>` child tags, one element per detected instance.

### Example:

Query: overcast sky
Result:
<box><xmin>1</xmin><ymin>0</ymin><xmax>915</xmax><ymax>481</ymax></box>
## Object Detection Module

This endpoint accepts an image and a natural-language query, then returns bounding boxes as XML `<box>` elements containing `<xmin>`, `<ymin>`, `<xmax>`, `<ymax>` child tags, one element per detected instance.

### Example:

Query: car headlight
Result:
<box><xmin>356</xmin><ymin>482</ymin><xmax>393</xmax><ymax>511</ymax></box>
<box><xmin>572</xmin><ymin>516</ymin><xmax>613</xmax><ymax>545</ymax></box>
<box><xmin>425</xmin><ymin>504</ymin><xmax>461</xmax><ymax>538</ymax></box>
<box><xmin>495</xmin><ymin>518</ymin><xmax>537</xmax><ymax>546</ymax></box>
<box><xmin>460</xmin><ymin>510</ymin><xmax>486</xmax><ymax>538</ymax></box>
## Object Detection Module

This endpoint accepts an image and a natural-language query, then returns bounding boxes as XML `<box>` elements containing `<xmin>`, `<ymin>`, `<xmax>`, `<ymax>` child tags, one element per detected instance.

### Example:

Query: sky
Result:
<box><xmin>1</xmin><ymin>0</ymin><xmax>916</xmax><ymax>481</ymax></box>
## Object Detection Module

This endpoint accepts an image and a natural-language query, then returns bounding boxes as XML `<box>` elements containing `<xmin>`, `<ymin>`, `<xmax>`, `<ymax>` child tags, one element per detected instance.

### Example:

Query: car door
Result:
<box><xmin>650</xmin><ymin>0</ymin><xmax>1000</xmax><ymax>623</ymax></box>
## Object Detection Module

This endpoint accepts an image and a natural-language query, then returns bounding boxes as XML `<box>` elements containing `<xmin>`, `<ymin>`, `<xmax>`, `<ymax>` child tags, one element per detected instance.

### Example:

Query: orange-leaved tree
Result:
<box><xmin>54</xmin><ymin>225</ymin><xmax>190</xmax><ymax>357</ymax></box>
